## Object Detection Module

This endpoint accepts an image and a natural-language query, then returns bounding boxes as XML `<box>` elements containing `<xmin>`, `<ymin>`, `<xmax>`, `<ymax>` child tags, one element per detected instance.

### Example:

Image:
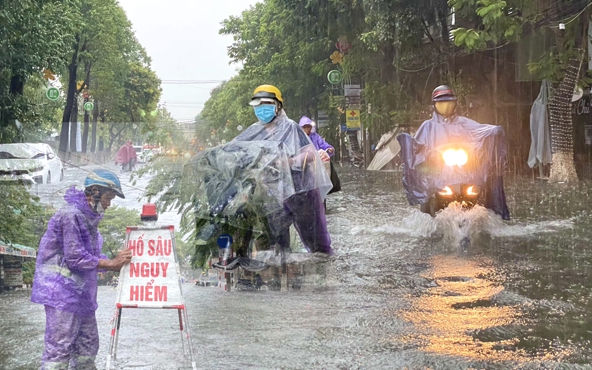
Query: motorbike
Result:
<box><xmin>419</xmin><ymin>142</ymin><xmax>482</xmax><ymax>252</ymax></box>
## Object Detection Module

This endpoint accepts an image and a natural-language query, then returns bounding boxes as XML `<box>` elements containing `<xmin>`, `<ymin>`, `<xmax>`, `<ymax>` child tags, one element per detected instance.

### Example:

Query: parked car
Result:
<box><xmin>0</xmin><ymin>143</ymin><xmax>64</xmax><ymax>184</ymax></box>
<box><xmin>133</xmin><ymin>145</ymin><xmax>144</xmax><ymax>163</ymax></box>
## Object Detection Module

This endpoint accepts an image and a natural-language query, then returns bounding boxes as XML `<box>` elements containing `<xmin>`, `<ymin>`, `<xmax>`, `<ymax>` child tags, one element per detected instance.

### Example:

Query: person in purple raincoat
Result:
<box><xmin>298</xmin><ymin>116</ymin><xmax>335</xmax><ymax>156</ymax></box>
<box><xmin>31</xmin><ymin>169</ymin><xmax>132</xmax><ymax>370</ymax></box>
<box><xmin>299</xmin><ymin>116</ymin><xmax>341</xmax><ymax>195</ymax></box>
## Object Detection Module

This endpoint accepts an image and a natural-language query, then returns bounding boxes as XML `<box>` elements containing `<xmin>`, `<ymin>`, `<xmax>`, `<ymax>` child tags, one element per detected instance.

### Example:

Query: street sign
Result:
<box><xmin>346</xmin><ymin>96</ymin><xmax>361</xmax><ymax>105</ymax></box>
<box><xmin>317</xmin><ymin>110</ymin><xmax>329</xmax><ymax>128</ymax></box>
<box><xmin>344</xmin><ymin>84</ymin><xmax>361</xmax><ymax>97</ymax></box>
<box><xmin>217</xmin><ymin>233</ymin><xmax>233</xmax><ymax>248</ymax></box>
<box><xmin>83</xmin><ymin>101</ymin><xmax>94</xmax><ymax>112</ymax></box>
<box><xmin>327</xmin><ymin>70</ymin><xmax>342</xmax><ymax>84</ymax></box>
<box><xmin>345</xmin><ymin>109</ymin><xmax>361</xmax><ymax>129</ymax></box>
<box><xmin>46</xmin><ymin>87</ymin><xmax>60</xmax><ymax>101</ymax></box>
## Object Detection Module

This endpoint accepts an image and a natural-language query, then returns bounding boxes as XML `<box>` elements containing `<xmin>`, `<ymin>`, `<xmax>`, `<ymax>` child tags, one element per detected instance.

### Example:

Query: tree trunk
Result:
<box><xmin>81</xmin><ymin>62</ymin><xmax>91</xmax><ymax>153</ymax></box>
<box><xmin>70</xmin><ymin>94</ymin><xmax>79</xmax><ymax>153</ymax></box>
<box><xmin>91</xmin><ymin>100</ymin><xmax>99</xmax><ymax>153</ymax></box>
<box><xmin>59</xmin><ymin>36</ymin><xmax>80</xmax><ymax>158</ymax></box>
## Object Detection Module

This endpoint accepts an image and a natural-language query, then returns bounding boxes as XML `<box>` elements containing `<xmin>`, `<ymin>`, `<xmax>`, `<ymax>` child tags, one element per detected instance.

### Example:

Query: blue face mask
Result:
<box><xmin>254</xmin><ymin>105</ymin><xmax>277</xmax><ymax>124</ymax></box>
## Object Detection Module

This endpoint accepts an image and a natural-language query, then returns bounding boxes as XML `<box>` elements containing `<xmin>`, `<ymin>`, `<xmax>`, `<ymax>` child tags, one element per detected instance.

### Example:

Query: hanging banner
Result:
<box><xmin>115</xmin><ymin>226</ymin><xmax>183</xmax><ymax>308</ymax></box>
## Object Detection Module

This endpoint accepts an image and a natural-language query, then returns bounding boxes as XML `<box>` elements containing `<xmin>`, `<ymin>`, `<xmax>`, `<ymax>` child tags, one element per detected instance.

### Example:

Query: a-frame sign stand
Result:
<box><xmin>106</xmin><ymin>225</ymin><xmax>197</xmax><ymax>370</ymax></box>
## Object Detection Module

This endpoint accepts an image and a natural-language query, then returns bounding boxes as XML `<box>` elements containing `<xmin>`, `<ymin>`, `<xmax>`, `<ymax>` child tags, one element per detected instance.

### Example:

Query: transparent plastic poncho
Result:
<box><xmin>183</xmin><ymin>112</ymin><xmax>332</xmax><ymax>255</ymax></box>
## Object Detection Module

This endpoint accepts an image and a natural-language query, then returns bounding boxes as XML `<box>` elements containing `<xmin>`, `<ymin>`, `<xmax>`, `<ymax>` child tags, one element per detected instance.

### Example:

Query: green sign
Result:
<box><xmin>46</xmin><ymin>87</ymin><xmax>60</xmax><ymax>101</ymax></box>
<box><xmin>83</xmin><ymin>101</ymin><xmax>94</xmax><ymax>112</ymax></box>
<box><xmin>327</xmin><ymin>70</ymin><xmax>342</xmax><ymax>84</ymax></box>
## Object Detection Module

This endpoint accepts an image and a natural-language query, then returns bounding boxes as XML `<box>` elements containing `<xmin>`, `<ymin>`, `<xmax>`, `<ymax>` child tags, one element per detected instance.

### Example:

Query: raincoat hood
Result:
<box><xmin>64</xmin><ymin>186</ymin><xmax>103</xmax><ymax>223</ymax></box>
<box><xmin>299</xmin><ymin>116</ymin><xmax>313</xmax><ymax>127</ymax></box>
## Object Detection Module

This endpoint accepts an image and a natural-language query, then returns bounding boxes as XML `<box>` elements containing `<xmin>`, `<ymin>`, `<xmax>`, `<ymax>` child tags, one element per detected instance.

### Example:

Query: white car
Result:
<box><xmin>133</xmin><ymin>145</ymin><xmax>144</xmax><ymax>163</ymax></box>
<box><xmin>0</xmin><ymin>143</ymin><xmax>64</xmax><ymax>184</ymax></box>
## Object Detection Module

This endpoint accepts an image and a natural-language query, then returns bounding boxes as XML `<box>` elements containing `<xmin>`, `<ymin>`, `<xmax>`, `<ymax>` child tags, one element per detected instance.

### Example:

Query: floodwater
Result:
<box><xmin>2</xmin><ymin>165</ymin><xmax>592</xmax><ymax>369</ymax></box>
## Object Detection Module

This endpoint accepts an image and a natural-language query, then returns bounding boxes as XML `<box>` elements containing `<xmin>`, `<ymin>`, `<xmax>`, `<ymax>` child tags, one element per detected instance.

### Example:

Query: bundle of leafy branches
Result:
<box><xmin>137</xmin><ymin>141</ymin><xmax>292</xmax><ymax>269</ymax></box>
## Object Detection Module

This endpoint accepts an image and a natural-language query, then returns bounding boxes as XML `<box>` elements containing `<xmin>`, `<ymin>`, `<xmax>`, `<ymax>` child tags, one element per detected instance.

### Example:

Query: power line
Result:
<box><xmin>161</xmin><ymin>80</ymin><xmax>228</xmax><ymax>85</ymax></box>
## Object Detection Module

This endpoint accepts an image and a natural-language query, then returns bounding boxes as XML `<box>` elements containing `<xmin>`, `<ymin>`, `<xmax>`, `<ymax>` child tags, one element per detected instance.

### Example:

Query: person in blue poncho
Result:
<box><xmin>397</xmin><ymin>85</ymin><xmax>510</xmax><ymax>220</ymax></box>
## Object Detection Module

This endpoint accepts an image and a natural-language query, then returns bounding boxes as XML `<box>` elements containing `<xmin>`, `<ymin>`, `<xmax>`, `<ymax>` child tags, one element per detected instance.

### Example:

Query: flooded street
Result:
<box><xmin>2</xmin><ymin>165</ymin><xmax>592</xmax><ymax>369</ymax></box>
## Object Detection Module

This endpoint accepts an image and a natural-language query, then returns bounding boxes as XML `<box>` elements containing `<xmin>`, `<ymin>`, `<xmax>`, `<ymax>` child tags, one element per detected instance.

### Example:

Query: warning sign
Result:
<box><xmin>345</xmin><ymin>109</ymin><xmax>361</xmax><ymax>129</ymax></box>
<box><xmin>108</xmin><ymin>225</ymin><xmax>196</xmax><ymax>370</ymax></box>
<box><xmin>115</xmin><ymin>226</ymin><xmax>183</xmax><ymax>308</ymax></box>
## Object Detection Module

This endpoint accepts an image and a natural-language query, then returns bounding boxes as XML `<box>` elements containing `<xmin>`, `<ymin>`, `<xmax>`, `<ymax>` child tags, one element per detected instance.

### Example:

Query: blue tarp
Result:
<box><xmin>397</xmin><ymin>112</ymin><xmax>510</xmax><ymax>220</ymax></box>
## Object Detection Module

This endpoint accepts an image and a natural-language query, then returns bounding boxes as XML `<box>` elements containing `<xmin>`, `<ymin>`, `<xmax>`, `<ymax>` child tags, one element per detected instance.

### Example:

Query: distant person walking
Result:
<box><xmin>115</xmin><ymin>140</ymin><xmax>137</xmax><ymax>172</ymax></box>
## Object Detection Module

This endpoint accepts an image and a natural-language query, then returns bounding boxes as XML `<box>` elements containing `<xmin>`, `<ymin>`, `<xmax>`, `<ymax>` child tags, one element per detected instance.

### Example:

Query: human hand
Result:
<box><xmin>327</xmin><ymin>148</ymin><xmax>334</xmax><ymax>154</ymax></box>
<box><xmin>318</xmin><ymin>149</ymin><xmax>330</xmax><ymax>162</ymax></box>
<box><xmin>110</xmin><ymin>248</ymin><xmax>133</xmax><ymax>270</ymax></box>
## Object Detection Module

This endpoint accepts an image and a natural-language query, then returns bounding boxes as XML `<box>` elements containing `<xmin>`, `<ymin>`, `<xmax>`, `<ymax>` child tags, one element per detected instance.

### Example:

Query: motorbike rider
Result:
<box><xmin>233</xmin><ymin>85</ymin><xmax>334</xmax><ymax>255</ymax></box>
<box><xmin>414</xmin><ymin>85</ymin><xmax>510</xmax><ymax>219</ymax></box>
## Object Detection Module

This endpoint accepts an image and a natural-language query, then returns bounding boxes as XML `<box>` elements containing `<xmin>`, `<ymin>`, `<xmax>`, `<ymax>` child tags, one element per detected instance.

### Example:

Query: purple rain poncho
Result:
<box><xmin>31</xmin><ymin>187</ymin><xmax>106</xmax><ymax>316</ymax></box>
<box><xmin>397</xmin><ymin>112</ymin><xmax>510</xmax><ymax>220</ymax></box>
<box><xmin>299</xmin><ymin>116</ymin><xmax>335</xmax><ymax>156</ymax></box>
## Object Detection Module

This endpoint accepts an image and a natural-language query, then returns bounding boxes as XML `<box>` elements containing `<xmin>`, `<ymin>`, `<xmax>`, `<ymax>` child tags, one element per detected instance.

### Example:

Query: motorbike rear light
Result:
<box><xmin>438</xmin><ymin>186</ymin><xmax>454</xmax><ymax>196</ymax></box>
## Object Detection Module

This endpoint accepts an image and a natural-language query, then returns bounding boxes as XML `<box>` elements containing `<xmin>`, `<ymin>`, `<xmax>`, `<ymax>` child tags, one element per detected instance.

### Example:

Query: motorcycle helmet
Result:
<box><xmin>249</xmin><ymin>85</ymin><xmax>284</xmax><ymax>107</ymax></box>
<box><xmin>84</xmin><ymin>169</ymin><xmax>125</xmax><ymax>198</ymax></box>
<box><xmin>432</xmin><ymin>85</ymin><xmax>457</xmax><ymax>102</ymax></box>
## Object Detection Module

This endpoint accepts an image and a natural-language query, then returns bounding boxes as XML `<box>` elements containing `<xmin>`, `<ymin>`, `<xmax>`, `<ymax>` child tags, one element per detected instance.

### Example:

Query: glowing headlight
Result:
<box><xmin>438</xmin><ymin>186</ymin><xmax>453</xmax><ymax>196</ymax></box>
<box><xmin>442</xmin><ymin>148</ymin><xmax>468</xmax><ymax>167</ymax></box>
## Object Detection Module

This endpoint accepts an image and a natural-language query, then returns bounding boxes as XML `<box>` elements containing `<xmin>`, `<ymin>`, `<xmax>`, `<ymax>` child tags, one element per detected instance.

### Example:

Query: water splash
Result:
<box><xmin>434</xmin><ymin>203</ymin><xmax>492</xmax><ymax>249</ymax></box>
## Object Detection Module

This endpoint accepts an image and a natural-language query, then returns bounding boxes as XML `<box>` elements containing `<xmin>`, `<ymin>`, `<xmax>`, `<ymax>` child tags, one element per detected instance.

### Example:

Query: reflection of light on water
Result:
<box><xmin>401</xmin><ymin>255</ymin><xmax>523</xmax><ymax>361</ymax></box>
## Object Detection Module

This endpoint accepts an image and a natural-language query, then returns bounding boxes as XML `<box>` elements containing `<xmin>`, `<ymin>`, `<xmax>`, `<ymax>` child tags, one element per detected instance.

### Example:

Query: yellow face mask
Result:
<box><xmin>435</xmin><ymin>101</ymin><xmax>457</xmax><ymax>118</ymax></box>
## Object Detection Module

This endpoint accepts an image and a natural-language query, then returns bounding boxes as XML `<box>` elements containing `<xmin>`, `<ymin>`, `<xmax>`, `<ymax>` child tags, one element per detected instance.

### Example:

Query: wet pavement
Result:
<box><xmin>2</xmin><ymin>163</ymin><xmax>592</xmax><ymax>369</ymax></box>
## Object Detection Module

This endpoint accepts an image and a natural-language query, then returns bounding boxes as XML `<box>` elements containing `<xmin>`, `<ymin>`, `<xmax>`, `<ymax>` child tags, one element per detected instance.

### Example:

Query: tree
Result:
<box><xmin>0</xmin><ymin>0</ymin><xmax>78</xmax><ymax>144</ymax></box>
<box><xmin>452</xmin><ymin>0</ymin><xmax>592</xmax><ymax>182</ymax></box>
<box><xmin>57</xmin><ymin>0</ymin><xmax>161</xmax><ymax>157</ymax></box>
<box><xmin>98</xmin><ymin>206</ymin><xmax>140</xmax><ymax>258</ymax></box>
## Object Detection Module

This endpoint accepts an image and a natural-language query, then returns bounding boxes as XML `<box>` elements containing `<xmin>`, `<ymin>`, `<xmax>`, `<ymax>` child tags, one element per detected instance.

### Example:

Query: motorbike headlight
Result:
<box><xmin>465</xmin><ymin>185</ymin><xmax>480</xmax><ymax>196</ymax></box>
<box><xmin>438</xmin><ymin>186</ymin><xmax>454</xmax><ymax>196</ymax></box>
<box><xmin>442</xmin><ymin>149</ymin><xmax>468</xmax><ymax>167</ymax></box>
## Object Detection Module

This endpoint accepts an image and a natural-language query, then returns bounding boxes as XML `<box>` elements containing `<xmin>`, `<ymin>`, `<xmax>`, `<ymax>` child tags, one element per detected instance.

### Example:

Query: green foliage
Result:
<box><xmin>0</xmin><ymin>184</ymin><xmax>42</xmax><ymax>245</ymax></box>
<box><xmin>98</xmin><ymin>206</ymin><xmax>141</xmax><ymax>258</ymax></box>
<box><xmin>0</xmin><ymin>0</ymin><xmax>79</xmax><ymax>143</ymax></box>
<box><xmin>450</xmin><ymin>0</ymin><xmax>528</xmax><ymax>51</ymax></box>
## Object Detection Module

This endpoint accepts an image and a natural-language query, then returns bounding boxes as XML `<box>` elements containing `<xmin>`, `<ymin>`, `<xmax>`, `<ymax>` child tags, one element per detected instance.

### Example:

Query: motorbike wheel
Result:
<box><xmin>422</xmin><ymin>197</ymin><xmax>441</xmax><ymax>217</ymax></box>
<box><xmin>460</xmin><ymin>237</ymin><xmax>470</xmax><ymax>253</ymax></box>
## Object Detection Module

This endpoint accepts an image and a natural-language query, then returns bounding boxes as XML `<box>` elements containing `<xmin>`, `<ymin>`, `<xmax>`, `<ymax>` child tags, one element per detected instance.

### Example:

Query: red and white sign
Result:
<box><xmin>107</xmin><ymin>225</ymin><xmax>196</xmax><ymax>370</ymax></box>
<box><xmin>115</xmin><ymin>226</ymin><xmax>183</xmax><ymax>308</ymax></box>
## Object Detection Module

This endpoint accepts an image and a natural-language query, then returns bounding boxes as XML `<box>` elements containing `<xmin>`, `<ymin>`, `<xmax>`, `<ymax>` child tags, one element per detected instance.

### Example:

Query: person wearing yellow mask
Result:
<box><xmin>432</xmin><ymin>85</ymin><xmax>457</xmax><ymax>118</ymax></box>
<box><xmin>397</xmin><ymin>84</ymin><xmax>510</xmax><ymax>220</ymax></box>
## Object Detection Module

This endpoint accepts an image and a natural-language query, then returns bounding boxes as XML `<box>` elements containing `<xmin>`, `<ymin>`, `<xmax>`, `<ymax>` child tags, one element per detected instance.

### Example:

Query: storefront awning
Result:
<box><xmin>0</xmin><ymin>241</ymin><xmax>36</xmax><ymax>258</ymax></box>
